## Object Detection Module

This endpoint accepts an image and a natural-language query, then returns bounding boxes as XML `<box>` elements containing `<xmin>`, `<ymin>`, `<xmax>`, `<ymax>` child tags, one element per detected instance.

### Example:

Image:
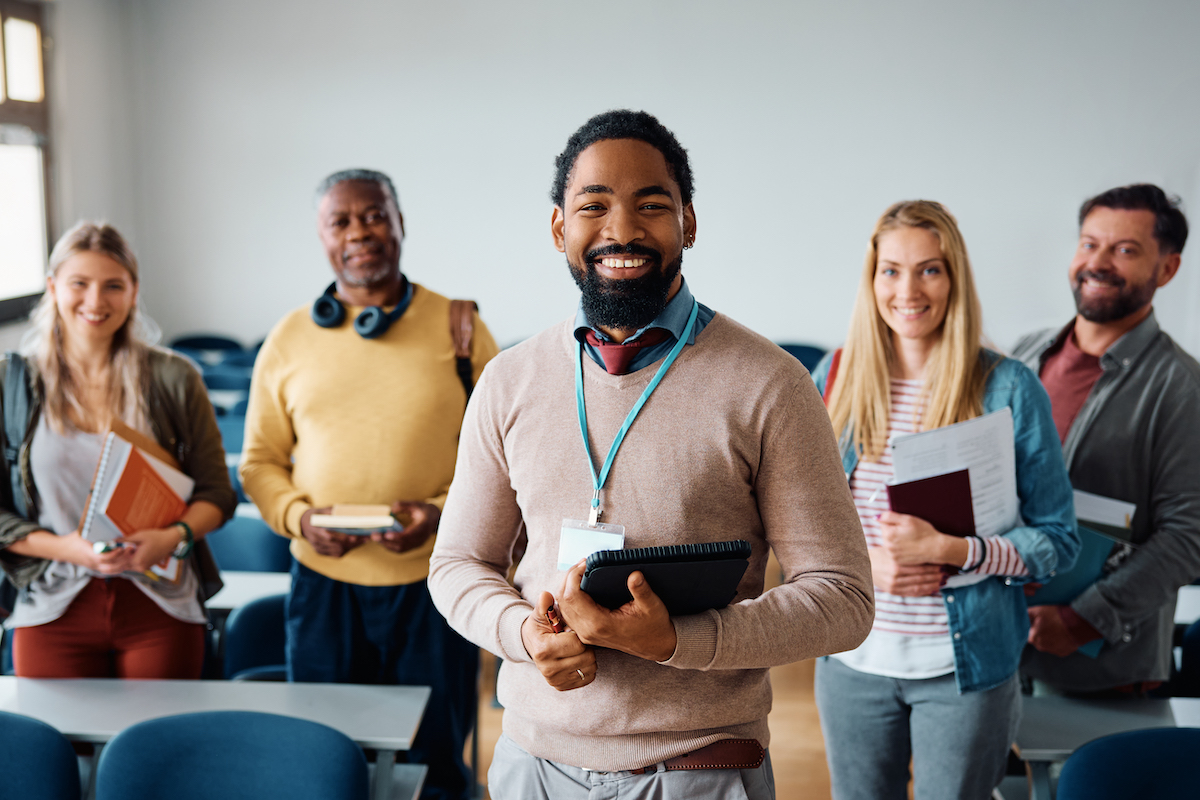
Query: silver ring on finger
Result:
<box><xmin>576</xmin><ymin>669</ymin><xmax>585</xmax><ymax>681</ymax></box>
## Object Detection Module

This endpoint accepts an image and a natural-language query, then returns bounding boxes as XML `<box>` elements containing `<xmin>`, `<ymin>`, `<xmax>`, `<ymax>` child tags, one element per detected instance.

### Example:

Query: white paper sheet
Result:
<box><xmin>1073</xmin><ymin>489</ymin><xmax>1135</xmax><ymax>529</ymax></box>
<box><xmin>890</xmin><ymin>408</ymin><xmax>1020</xmax><ymax>589</ymax></box>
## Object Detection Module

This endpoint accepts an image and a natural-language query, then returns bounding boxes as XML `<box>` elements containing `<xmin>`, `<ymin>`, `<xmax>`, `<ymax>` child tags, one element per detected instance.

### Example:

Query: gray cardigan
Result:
<box><xmin>0</xmin><ymin>348</ymin><xmax>237</xmax><ymax>591</ymax></box>
<box><xmin>1014</xmin><ymin>311</ymin><xmax>1200</xmax><ymax>691</ymax></box>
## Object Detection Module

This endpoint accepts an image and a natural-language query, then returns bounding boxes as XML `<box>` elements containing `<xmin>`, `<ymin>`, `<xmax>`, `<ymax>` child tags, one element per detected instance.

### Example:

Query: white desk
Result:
<box><xmin>1014</xmin><ymin>695</ymin><xmax>1200</xmax><ymax>800</ymax></box>
<box><xmin>0</xmin><ymin>676</ymin><xmax>429</xmax><ymax>800</ymax></box>
<box><xmin>207</xmin><ymin>570</ymin><xmax>292</xmax><ymax>612</ymax></box>
<box><xmin>1175</xmin><ymin>584</ymin><xmax>1200</xmax><ymax>626</ymax></box>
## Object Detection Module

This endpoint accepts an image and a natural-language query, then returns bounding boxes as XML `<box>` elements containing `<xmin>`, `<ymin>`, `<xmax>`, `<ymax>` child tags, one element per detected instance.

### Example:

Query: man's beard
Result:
<box><xmin>1072</xmin><ymin>266</ymin><xmax>1158</xmax><ymax>323</ymax></box>
<box><xmin>569</xmin><ymin>244</ymin><xmax>683</xmax><ymax>332</ymax></box>
<box><xmin>337</xmin><ymin>258</ymin><xmax>398</xmax><ymax>291</ymax></box>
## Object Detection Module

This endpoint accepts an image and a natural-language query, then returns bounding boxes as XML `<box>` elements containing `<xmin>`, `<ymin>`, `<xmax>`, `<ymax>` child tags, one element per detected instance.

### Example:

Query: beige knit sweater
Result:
<box><xmin>429</xmin><ymin>313</ymin><xmax>873</xmax><ymax>771</ymax></box>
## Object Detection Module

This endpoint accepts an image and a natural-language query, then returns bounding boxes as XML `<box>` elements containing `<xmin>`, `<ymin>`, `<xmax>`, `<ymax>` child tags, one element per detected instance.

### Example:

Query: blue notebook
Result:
<box><xmin>1027</xmin><ymin>525</ymin><xmax>1118</xmax><ymax>658</ymax></box>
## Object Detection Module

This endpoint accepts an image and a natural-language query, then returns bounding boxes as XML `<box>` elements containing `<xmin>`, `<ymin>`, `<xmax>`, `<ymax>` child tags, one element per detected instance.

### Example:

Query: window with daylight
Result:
<box><xmin>0</xmin><ymin>0</ymin><xmax>50</xmax><ymax>325</ymax></box>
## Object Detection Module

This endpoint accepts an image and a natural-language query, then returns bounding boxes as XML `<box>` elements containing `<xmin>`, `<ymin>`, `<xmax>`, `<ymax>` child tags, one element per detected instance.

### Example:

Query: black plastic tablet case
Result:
<box><xmin>580</xmin><ymin>540</ymin><xmax>752</xmax><ymax>615</ymax></box>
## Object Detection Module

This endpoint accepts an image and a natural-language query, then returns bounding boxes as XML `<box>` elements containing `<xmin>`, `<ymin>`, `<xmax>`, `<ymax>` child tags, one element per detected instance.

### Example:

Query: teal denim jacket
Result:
<box><xmin>812</xmin><ymin>350</ymin><xmax>1078</xmax><ymax>693</ymax></box>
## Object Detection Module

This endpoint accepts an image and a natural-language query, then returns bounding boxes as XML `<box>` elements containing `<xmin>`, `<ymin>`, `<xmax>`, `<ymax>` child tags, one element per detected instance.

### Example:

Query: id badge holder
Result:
<box><xmin>558</xmin><ymin>519</ymin><xmax>625</xmax><ymax>571</ymax></box>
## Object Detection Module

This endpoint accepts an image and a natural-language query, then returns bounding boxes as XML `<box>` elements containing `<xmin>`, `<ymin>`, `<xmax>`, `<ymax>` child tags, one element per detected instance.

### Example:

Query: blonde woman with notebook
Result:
<box><xmin>811</xmin><ymin>201</ymin><xmax>1078</xmax><ymax>800</ymax></box>
<box><xmin>0</xmin><ymin>222</ymin><xmax>235</xmax><ymax>678</ymax></box>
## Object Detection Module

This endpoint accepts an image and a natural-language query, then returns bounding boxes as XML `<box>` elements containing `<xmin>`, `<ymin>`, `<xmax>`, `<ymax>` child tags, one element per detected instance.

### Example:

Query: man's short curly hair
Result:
<box><xmin>314</xmin><ymin>168</ymin><xmax>401</xmax><ymax>212</ymax></box>
<box><xmin>550</xmin><ymin>110</ymin><xmax>694</xmax><ymax>208</ymax></box>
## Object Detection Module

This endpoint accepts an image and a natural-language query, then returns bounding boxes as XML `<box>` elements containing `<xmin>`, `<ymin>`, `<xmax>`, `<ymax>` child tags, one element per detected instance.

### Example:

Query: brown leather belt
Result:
<box><xmin>629</xmin><ymin>739</ymin><xmax>765</xmax><ymax>774</ymax></box>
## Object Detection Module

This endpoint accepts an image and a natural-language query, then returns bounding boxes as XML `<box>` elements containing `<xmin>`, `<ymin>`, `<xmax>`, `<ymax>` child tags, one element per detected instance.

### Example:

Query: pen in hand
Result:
<box><xmin>545</xmin><ymin>604</ymin><xmax>566</xmax><ymax>633</ymax></box>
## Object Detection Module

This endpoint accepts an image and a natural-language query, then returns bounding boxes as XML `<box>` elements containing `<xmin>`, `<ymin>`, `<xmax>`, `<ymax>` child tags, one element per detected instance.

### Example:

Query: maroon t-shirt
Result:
<box><xmin>1039</xmin><ymin>327</ymin><xmax>1104</xmax><ymax>444</ymax></box>
<box><xmin>1038</xmin><ymin>327</ymin><xmax>1110</xmax><ymax>653</ymax></box>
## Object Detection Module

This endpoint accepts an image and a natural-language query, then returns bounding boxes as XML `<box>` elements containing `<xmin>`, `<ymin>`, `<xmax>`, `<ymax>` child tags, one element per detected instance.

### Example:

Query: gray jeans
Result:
<box><xmin>488</xmin><ymin>733</ymin><xmax>776</xmax><ymax>800</ymax></box>
<box><xmin>814</xmin><ymin>657</ymin><xmax>1020</xmax><ymax>800</ymax></box>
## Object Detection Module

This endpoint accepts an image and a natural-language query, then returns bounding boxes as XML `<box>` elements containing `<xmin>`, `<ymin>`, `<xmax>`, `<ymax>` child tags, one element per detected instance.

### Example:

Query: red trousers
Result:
<box><xmin>13</xmin><ymin>577</ymin><xmax>205</xmax><ymax>679</ymax></box>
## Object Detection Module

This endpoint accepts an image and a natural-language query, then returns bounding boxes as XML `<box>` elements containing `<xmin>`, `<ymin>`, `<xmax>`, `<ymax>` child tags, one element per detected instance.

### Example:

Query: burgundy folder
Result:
<box><xmin>885</xmin><ymin>468</ymin><xmax>976</xmax><ymax>538</ymax></box>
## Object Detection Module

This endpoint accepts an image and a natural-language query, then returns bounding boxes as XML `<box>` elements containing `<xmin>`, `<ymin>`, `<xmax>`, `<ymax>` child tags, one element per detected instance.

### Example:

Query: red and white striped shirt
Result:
<box><xmin>833</xmin><ymin>379</ymin><xmax>1029</xmax><ymax>679</ymax></box>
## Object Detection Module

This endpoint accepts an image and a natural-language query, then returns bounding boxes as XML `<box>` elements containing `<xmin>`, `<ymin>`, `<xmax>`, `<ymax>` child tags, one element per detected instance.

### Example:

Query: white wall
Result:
<box><xmin>0</xmin><ymin>322</ymin><xmax>26</xmax><ymax>352</ymax></box>
<box><xmin>49</xmin><ymin>0</ymin><xmax>1200</xmax><ymax>356</ymax></box>
<box><xmin>49</xmin><ymin>0</ymin><xmax>141</xmax><ymax>244</ymax></box>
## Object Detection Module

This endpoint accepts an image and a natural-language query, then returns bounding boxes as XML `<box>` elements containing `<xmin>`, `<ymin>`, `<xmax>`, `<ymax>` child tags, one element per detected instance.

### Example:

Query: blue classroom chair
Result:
<box><xmin>224</xmin><ymin>593</ymin><xmax>288</xmax><ymax>681</ymax></box>
<box><xmin>1056</xmin><ymin>726</ymin><xmax>1200</xmax><ymax>800</ymax></box>
<box><xmin>205</xmin><ymin>516</ymin><xmax>293</xmax><ymax>573</ymax></box>
<box><xmin>1</xmin><ymin>627</ymin><xmax>13</xmax><ymax>675</ymax></box>
<box><xmin>0</xmin><ymin>710</ymin><xmax>82</xmax><ymax>800</ymax></box>
<box><xmin>95</xmin><ymin>710</ymin><xmax>368</xmax><ymax>800</ymax></box>
<box><xmin>777</xmin><ymin>343</ymin><xmax>827</xmax><ymax>372</ymax></box>
<box><xmin>227</xmin><ymin>463</ymin><xmax>247</xmax><ymax>504</ymax></box>
<box><xmin>170</xmin><ymin>334</ymin><xmax>245</xmax><ymax>368</ymax></box>
<box><xmin>217</xmin><ymin>413</ymin><xmax>246</xmax><ymax>455</ymax></box>
<box><xmin>201</xmin><ymin>363</ymin><xmax>253</xmax><ymax>392</ymax></box>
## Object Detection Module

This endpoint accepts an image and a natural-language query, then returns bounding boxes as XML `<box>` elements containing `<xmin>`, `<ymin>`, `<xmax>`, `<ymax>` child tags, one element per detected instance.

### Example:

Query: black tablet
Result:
<box><xmin>580</xmin><ymin>540</ymin><xmax>752</xmax><ymax>616</ymax></box>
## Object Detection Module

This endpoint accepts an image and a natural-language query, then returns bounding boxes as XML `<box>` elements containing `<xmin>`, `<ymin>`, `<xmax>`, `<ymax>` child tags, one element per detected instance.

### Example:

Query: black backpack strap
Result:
<box><xmin>2</xmin><ymin>352</ymin><xmax>31</xmax><ymax>519</ymax></box>
<box><xmin>449</xmin><ymin>300</ymin><xmax>479</xmax><ymax>401</ymax></box>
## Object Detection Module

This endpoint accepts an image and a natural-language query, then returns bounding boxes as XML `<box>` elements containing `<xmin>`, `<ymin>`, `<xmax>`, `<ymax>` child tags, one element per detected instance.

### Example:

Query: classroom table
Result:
<box><xmin>0</xmin><ymin>676</ymin><xmax>429</xmax><ymax>800</ymax></box>
<box><xmin>206</xmin><ymin>569</ymin><xmax>293</xmax><ymax>612</ymax></box>
<box><xmin>1175</xmin><ymin>584</ymin><xmax>1200</xmax><ymax>626</ymax></box>
<box><xmin>1014</xmin><ymin>695</ymin><xmax>1200</xmax><ymax>800</ymax></box>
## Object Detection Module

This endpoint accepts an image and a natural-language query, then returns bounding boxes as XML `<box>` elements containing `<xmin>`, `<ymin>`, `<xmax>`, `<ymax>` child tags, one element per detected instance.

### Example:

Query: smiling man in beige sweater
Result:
<box><xmin>428</xmin><ymin>110</ymin><xmax>873</xmax><ymax>800</ymax></box>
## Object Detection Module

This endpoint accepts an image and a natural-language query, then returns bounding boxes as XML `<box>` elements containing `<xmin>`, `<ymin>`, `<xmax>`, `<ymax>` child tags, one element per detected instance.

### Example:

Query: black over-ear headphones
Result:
<box><xmin>310</xmin><ymin>280</ymin><xmax>415</xmax><ymax>340</ymax></box>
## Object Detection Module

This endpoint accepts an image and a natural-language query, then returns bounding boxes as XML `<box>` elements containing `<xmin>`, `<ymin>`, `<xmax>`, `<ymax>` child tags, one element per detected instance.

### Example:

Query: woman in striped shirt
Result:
<box><xmin>811</xmin><ymin>201</ymin><xmax>1078</xmax><ymax>800</ymax></box>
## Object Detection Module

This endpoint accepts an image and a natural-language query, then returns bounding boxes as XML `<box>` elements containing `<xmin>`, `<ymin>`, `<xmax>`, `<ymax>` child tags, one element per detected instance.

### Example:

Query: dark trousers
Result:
<box><xmin>286</xmin><ymin>561</ymin><xmax>477</xmax><ymax>800</ymax></box>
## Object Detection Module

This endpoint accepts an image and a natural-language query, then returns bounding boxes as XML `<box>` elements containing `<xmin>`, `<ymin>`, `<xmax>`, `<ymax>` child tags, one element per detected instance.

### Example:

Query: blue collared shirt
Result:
<box><xmin>572</xmin><ymin>278</ymin><xmax>716</xmax><ymax>373</ymax></box>
<box><xmin>812</xmin><ymin>350</ymin><xmax>1079</xmax><ymax>694</ymax></box>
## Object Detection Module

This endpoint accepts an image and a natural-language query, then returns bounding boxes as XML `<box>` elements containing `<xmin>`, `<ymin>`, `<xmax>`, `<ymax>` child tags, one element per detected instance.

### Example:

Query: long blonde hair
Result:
<box><xmin>826</xmin><ymin>200</ymin><xmax>988</xmax><ymax>461</ymax></box>
<box><xmin>21</xmin><ymin>222</ymin><xmax>159</xmax><ymax>434</ymax></box>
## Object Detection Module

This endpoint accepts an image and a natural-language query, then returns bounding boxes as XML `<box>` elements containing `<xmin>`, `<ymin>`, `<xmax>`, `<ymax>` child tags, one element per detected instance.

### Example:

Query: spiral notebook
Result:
<box><xmin>80</xmin><ymin>421</ymin><xmax>194</xmax><ymax>581</ymax></box>
<box><xmin>580</xmin><ymin>540</ymin><xmax>752</xmax><ymax>616</ymax></box>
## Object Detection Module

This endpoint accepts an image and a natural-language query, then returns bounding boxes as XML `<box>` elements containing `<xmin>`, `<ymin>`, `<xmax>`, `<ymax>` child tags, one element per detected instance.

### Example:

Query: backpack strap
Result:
<box><xmin>449</xmin><ymin>300</ymin><xmax>478</xmax><ymax>400</ymax></box>
<box><xmin>821</xmin><ymin>348</ymin><xmax>843</xmax><ymax>406</ymax></box>
<box><xmin>3</xmin><ymin>352</ymin><xmax>32</xmax><ymax>519</ymax></box>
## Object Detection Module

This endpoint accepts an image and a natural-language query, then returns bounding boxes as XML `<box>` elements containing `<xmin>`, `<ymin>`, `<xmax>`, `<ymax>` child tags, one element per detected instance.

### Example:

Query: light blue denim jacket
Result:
<box><xmin>812</xmin><ymin>350</ymin><xmax>1078</xmax><ymax>693</ymax></box>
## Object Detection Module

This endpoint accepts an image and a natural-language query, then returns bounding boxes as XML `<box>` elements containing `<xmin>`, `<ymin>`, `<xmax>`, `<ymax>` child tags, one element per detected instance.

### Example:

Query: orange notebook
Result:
<box><xmin>80</xmin><ymin>421</ymin><xmax>194</xmax><ymax>581</ymax></box>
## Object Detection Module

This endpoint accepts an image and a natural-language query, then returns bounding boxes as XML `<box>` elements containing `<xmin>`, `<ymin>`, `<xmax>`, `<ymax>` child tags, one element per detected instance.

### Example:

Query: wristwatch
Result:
<box><xmin>171</xmin><ymin>521</ymin><xmax>194</xmax><ymax>559</ymax></box>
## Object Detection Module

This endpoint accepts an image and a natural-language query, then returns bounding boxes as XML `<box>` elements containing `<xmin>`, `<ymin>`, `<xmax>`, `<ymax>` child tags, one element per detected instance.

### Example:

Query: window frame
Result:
<box><xmin>0</xmin><ymin>0</ymin><xmax>51</xmax><ymax>325</ymax></box>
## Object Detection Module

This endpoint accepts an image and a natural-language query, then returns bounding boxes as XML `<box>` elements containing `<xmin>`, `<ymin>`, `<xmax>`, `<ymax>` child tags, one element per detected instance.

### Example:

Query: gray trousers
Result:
<box><xmin>814</xmin><ymin>657</ymin><xmax>1020</xmax><ymax>800</ymax></box>
<box><xmin>488</xmin><ymin>733</ymin><xmax>776</xmax><ymax>800</ymax></box>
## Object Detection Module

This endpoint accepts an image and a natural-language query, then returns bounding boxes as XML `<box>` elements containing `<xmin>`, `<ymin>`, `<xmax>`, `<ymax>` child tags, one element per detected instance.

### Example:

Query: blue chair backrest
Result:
<box><xmin>1</xmin><ymin>627</ymin><xmax>12</xmax><ymax>675</ymax></box>
<box><xmin>777</xmin><ymin>343</ymin><xmax>827</xmax><ymax>372</ymax></box>
<box><xmin>170</xmin><ymin>334</ymin><xmax>243</xmax><ymax>351</ymax></box>
<box><xmin>201</xmin><ymin>363</ymin><xmax>253</xmax><ymax>392</ymax></box>
<box><xmin>220</xmin><ymin>348</ymin><xmax>259</xmax><ymax>368</ymax></box>
<box><xmin>171</xmin><ymin>335</ymin><xmax>247</xmax><ymax>372</ymax></box>
<box><xmin>206</xmin><ymin>516</ymin><xmax>293</xmax><ymax>573</ymax></box>
<box><xmin>224</xmin><ymin>593</ymin><xmax>288</xmax><ymax>681</ymax></box>
<box><xmin>217</xmin><ymin>414</ymin><xmax>246</xmax><ymax>455</ymax></box>
<box><xmin>1056</xmin><ymin>726</ymin><xmax>1200</xmax><ymax>799</ymax></box>
<box><xmin>95</xmin><ymin>710</ymin><xmax>368</xmax><ymax>800</ymax></box>
<box><xmin>0</xmin><ymin>710</ymin><xmax>82</xmax><ymax>800</ymax></box>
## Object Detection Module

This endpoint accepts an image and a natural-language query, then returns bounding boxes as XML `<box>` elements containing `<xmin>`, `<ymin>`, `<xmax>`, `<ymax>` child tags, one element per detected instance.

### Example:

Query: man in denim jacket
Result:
<box><xmin>1016</xmin><ymin>184</ymin><xmax>1200</xmax><ymax>694</ymax></box>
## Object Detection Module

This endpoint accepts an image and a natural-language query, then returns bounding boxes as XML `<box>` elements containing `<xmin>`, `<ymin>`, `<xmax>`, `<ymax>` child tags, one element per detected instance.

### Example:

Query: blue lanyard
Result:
<box><xmin>575</xmin><ymin>300</ymin><xmax>700</xmax><ymax>525</ymax></box>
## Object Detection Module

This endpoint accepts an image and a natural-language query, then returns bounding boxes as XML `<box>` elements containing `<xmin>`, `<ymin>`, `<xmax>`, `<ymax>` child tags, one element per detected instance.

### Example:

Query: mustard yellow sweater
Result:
<box><xmin>240</xmin><ymin>283</ymin><xmax>499</xmax><ymax>586</ymax></box>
